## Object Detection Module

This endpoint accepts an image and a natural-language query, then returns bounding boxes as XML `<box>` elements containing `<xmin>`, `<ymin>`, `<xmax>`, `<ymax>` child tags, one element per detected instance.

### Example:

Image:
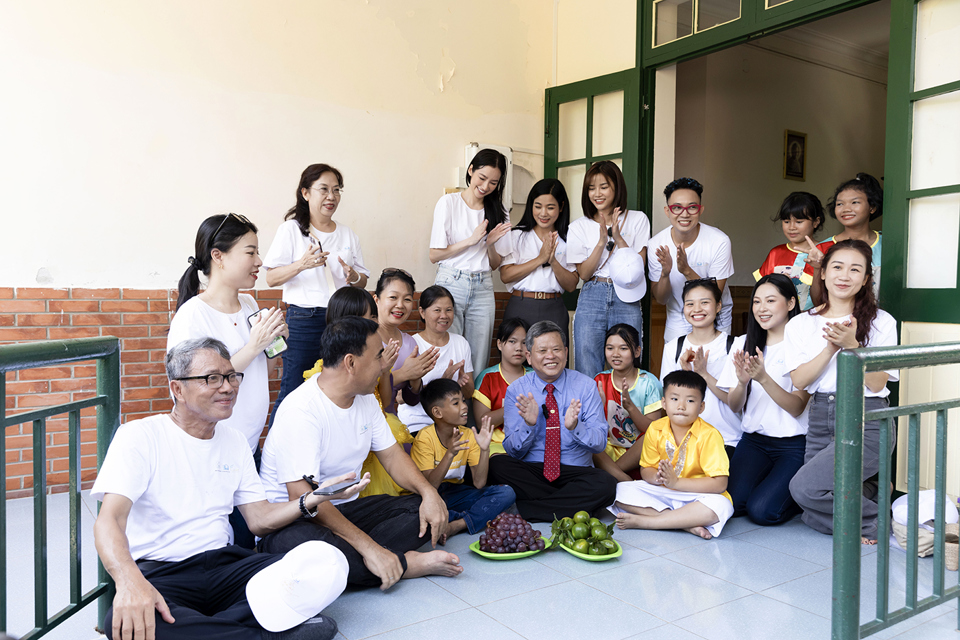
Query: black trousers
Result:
<box><xmin>488</xmin><ymin>455</ymin><xmax>618</xmax><ymax>522</ymax></box>
<box><xmin>104</xmin><ymin>546</ymin><xmax>280</xmax><ymax>640</ymax></box>
<box><xmin>258</xmin><ymin>494</ymin><xmax>426</xmax><ymax>588</ymax></box>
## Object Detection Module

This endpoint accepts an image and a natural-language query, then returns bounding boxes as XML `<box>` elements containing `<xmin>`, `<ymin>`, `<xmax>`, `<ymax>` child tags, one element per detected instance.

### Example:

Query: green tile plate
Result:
<box><xmin>469</xmin><ymin>536</ymin><xmax>551</xmax><ymax>560</ymax></box>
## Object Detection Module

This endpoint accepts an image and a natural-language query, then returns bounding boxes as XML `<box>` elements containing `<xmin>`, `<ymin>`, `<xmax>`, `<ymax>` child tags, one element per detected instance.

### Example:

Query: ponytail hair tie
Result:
<box><xmin>187</xmin><ymin>256</ymin><xmax>200</xmax><ymax>269</ymax></box>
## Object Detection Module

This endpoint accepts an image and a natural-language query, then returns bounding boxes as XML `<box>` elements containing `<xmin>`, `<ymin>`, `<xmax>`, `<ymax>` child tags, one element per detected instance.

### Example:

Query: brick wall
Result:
<box><xmin>2</xmin><ymin>287</ymin><xmax>510</xmax><ymax>499</ymax></box>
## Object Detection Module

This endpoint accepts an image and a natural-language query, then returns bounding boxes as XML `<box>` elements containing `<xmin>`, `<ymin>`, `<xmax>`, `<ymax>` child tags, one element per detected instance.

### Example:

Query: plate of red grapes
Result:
<box><xmin>470</xmin><ymin>513</ymin><xmax>550</xmax><ymax>559</ymax></box>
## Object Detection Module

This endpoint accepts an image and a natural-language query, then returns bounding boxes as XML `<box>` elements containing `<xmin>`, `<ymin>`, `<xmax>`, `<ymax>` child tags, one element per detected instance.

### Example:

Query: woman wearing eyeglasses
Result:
<box><xmin>566</xmin><ymin>161</ymin><xmax>651</xmax><ymax>377</ymax></box>
<box><xmin>648</xmin><ymin>177</ymin><xmax>734</xmax><ymax>343</ymax></box>
<box><xmin>170</xmin><ymin>213</ymin><xmax>287</xmax><ymax>454</ymax></box>
<box><xmin>262</xmin><ymin>163</ymin><xmax>370</xmax><ymax>422</ymax></box>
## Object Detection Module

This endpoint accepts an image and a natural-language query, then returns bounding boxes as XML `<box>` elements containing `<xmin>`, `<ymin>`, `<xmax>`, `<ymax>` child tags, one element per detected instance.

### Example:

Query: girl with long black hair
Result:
<box><xmin>717</xmin><ymin>274</ymin><xmax>808</xmax><ymax>526</ymax></box>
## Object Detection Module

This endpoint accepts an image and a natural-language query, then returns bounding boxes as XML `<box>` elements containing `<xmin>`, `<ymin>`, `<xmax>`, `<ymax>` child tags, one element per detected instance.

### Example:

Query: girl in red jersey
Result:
<box><xmin>754</xmin><ymin>192</ymin><xmax>825</xmax><ymax>311</ymax></box>
<box><xmin>472</xmin><ymin>318</ymin><xmax>531</xmax><ymax>455</ymax></box>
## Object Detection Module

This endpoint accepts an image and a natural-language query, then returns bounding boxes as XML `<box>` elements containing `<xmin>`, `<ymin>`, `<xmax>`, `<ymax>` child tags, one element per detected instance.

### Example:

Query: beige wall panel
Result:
<box><xmin>0</xmin><ymin>0</ymin><xmax>553</xmax><ymax>290</ymax></box>
<box><xmin>556</xmin><ymin>0</ymin><xmax>636</xmax><ymax>85</ymax></box>
<box><xmin>896</xmin><ymin>322</ymin><xmax>960</xmax><ymax>500</ymax></box>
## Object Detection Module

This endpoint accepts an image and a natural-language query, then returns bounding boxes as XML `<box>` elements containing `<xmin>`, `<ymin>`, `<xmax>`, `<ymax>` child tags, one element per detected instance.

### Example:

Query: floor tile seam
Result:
<box><xmin>347</xmin><ymin>602</ymin><xmax>479</xmax><ymax>640</ymax></box>
<box><xmin>470</xmin><ymin>575</ymin><xmax>581</xmax><ymax>607</ymax></box>
<box><xmin>472</xmin><ymin>608</ymin><xmax>537</xmax><ymax>640</ymax></box>
<box><xmin>569</xmin><ymin>576</ymin><xmax>673</xmax><ymax>625</ymax></box>
<box><xmin>877</xmin><ymin>607</ymin><xmax>959</xmax><ymax>640</ymax></box>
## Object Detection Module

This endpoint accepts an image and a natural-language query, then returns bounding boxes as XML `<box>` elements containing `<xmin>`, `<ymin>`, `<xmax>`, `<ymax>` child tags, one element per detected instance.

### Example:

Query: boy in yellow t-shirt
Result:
<box><xmin>611</xmin><ymin>370</ymin><xmax>733</xmax><ymax>539</ymax></box>
<box><xmin>411</xmin><ymin>379</ymin><xmax>516</xmax><ymax>538</ymax></box>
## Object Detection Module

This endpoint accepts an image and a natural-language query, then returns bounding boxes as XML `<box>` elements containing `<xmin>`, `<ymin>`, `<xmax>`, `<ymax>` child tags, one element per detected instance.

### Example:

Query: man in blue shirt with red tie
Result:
<box><xmin>488</xmin><ymin>321</ymin><xmax>617</xmax><ymax>522</ymax></box>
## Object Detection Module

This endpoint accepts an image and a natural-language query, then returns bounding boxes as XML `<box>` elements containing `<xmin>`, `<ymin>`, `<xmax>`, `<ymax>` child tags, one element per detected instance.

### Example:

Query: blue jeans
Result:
<box><xmin>728</xmin><ymin>431</ymin><xmax>805</xmax><ymax>526</ymax></box>
<box><xmin>438</xmin><ymin>482</ymin><xmax>516</xmax><ymax>534</ymax></box>
<box><xmin>572</xmin><ymin>280</ymin><xmax>643</xmax><ymax>378</ymax></box>
<box><xmin>434</xmin><ymin>265</ymin><xmax>495</xmax><ymax>375</ymax></box>
<box><xmin>270</xmin><ymin>304</ymin><xmax>326</xmax><ymax>427</ymax></box>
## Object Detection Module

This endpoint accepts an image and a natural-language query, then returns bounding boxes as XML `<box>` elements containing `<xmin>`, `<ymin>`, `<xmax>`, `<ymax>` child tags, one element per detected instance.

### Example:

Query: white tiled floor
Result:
<box><xmin>4</xmin><ymin>492</ymin><xmax>958</xmax><ymax>640</ymax></box>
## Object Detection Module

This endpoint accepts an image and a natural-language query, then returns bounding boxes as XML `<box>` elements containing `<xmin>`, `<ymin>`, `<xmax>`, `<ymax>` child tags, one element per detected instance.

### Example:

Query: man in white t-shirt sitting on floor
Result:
<box><xmin>92</xmin><ymin>337</ymin><xmax>365</xmax><ymax>640</ymax></box>
<box><xmin>258</xmin><ymin>316</ymin><xmax>464</xmax><ymax>589</ymax></box>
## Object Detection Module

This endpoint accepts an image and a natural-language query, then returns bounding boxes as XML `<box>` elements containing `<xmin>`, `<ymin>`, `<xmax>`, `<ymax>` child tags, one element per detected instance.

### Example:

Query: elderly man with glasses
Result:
<box><xmin>92</xmin><ymin>337</ymin><xmax>362</xmax><ymax>640</ymax></box>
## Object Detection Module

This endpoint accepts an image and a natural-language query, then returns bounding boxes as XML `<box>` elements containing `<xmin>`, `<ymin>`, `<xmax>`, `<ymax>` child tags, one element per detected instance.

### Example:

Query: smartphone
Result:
<box><xmin>312</xmin><ymin>478</ymin><xmax>360</xmax><ymax>496</ymax></box>
<box><xmin>247</xmin><ymin>309</ymin><xmax>288</xmax><ymax>359</ymax></box>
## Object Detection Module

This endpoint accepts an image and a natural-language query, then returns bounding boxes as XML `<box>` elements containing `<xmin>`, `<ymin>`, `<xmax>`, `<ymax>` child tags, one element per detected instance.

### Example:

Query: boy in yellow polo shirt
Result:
<box><xmin>412</xmin><ymin>379</ymin><xmax>516</xmax><ymax>538</ymax></box>
<box><xmin>611</xmin><ymin>370</ymin><xmax>733</xmax><ymax>539</ymax></box>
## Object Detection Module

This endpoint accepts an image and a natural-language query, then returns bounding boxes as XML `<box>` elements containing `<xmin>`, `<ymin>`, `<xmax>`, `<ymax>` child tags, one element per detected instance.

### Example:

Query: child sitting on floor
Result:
<box><xmin>611</xmin><ymin>370</ymin><xmax>733</xmax><ymax>540</ymax></box>
<box><xmin>412</xmin><ymin>378</ymin><xmax>517</xmax><ymax>537</ymax></box>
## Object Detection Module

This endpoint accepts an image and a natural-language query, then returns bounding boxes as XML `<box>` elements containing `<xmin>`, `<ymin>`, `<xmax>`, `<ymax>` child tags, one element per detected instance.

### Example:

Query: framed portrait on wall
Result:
<box><xmin>784</xmin><ymin>130</ymin><xmax>806</xmax><ymax>181</ymax></box>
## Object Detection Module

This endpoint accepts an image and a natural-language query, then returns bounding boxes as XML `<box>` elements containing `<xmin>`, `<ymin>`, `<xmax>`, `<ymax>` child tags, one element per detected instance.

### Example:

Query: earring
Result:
<box><xmin>218</xmin><ymin>262</ymin><xmax>224</xmax><ymax>270</ymax></box>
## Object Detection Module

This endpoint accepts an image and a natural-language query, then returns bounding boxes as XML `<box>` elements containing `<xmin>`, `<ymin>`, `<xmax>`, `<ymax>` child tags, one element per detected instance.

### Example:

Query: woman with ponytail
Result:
<box><xmin>169</xmin><ymin>213</ymin><xmax>287</xmax><ymax>455</ymax></box>
<box><xmin>429</xmin><ymin>148</ymin><xmax>512</xmax><ymax>374</ymax></box>
<box><xmin>785</xmin><ymin>239</ymin><xmax>898</xmax><ymax>543</ymax></box>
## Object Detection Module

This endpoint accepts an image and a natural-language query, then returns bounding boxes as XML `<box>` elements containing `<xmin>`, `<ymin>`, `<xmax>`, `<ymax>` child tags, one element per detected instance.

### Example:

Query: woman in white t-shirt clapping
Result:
<box><xmin>785</xmin><ymin>239</ymin><xmax>898</xmax><ymax>544</ymax></box>
<box><xmin>567</xmin><ymin>161</ymin><xmax>650</xmax><ymax>377</ymax></box>
<box><xmin>397</xmin><ymin>286</ymin><xmax>475</xmax><ymax>434</ymax></box>
<box><xmin>497</xmin><ymin>179</ymin><xmax>579</xmax><ymax>338</ymax></box>
<box><xmin>429</xmin><ymin>149</ymin><xmax>511</xmax><ymax>375</ymax></box>
<box><xmin>717</xmin><ymin>274</ymin><xmax>809</xmax><ymax>526</ymax></box>
<box><xmin>263</xmin><ymin>164</ymin><xmax>370</xmax><ymax>423</ymax></box>
<box><xmin>170</xmin><ymin>213</ymin><xmax>286</xmax><ymax>455</ymax></box>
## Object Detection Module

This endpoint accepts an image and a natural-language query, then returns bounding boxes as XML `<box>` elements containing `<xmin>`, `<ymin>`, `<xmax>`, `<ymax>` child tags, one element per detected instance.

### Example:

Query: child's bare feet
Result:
<box><xmin>684</xmin><ymin>526</ymin><xmax>713</xmax><ymax>540</ymax></box>
<box><xmin>445</xmin><ymin>518</ymin><xmax>467</xmax><ymax>538</ymax></box>
<box><xmin>403</xmin><ymin>550</ymin><xmax>463</xmax><ymax>579</ymax></box>
<box><xmin>861</xmin><ymin>536</ymin><xmax>877</xmax><ymax>546</ymax></box>
<box><xmin>616</xmin><ymin>512</ymin><xmax>643</xmax><ymax>529</ymax></box>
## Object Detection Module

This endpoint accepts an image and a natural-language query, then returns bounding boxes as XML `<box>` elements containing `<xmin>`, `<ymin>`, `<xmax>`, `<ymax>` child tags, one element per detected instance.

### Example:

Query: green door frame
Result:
<box><xmin>880</xmin><ymin>0</ymin><xmax>960</xmax><ymax>324</ymax></box>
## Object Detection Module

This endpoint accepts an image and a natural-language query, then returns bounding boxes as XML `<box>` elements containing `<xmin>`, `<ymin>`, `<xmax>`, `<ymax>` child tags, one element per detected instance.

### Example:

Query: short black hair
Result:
<box><xmin>321</xmin><ymin>316</ymin><xmax>379</xmax><ymax>368</ymax></box>
<box><xmin>420</xmin><ymin>378</ymin><xmax>462</xmax><ymax>419</ymax></box>
<box><xmin>664</xmin><ymin>177</ymin><xmax>704</xmax><ymax>201</ymax></box>
<box><xmin>325</xmin><ymin>287</ymin><xmax>377</xmax><ymax>324</ymax></box>
<box><xmin>663</xmin><ymin>370</ymin><xmax>707</xmax><ymax>402</ymax></box>
<box><xmin>497</xmin><ymin>316</ymin><xmax>530</xmax><ymax>343</ymax></box>
<box><xmin>773</xmin><ymin>191</ymin><xmax>825</xmax><ymax>233</ymax></box>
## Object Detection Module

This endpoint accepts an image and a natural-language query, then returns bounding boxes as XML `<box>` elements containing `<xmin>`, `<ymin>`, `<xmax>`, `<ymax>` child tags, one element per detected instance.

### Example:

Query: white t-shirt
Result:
<box><xmin>397</xmin><ymin>333</ymin><xmax>474</xmax><ymax>432</ymax></box>
<box><xmin>783</xmin><ymin>309</ymin><xmax>899</xmax><ymax>397</ymax></box>
<box><xmin>259</xmin><ymin>374</ymin><xmax>396</xmax><ymax>505</ymax></box>
<box><xmin>716</xmin><ymin>336</ymin><xmax>808</xmax><ymax>438</ymax></box>
<box><xmin>262</xmin><ymin>219</ymin><xmax>370</xmax><ymax>307</ymax></box>
<box><xmin>661</xmin><ymin>332</ymin><xmax>743</xmax><ymax>446</ymax></box>
<box><xmin>166</xmin><ymin>294</ymin><xmax>268</xmax><ymax>451</ymax></box>
<box><xmin>566</xmin><ymin>210</ymin><xmax>651</xmax><ymax>280</ymax></box>
<box><xmin>430</xmin><ymin>192</ymin><xmax>499</xmax><ymax>273</ymax></box>
<box><xmin>647</xmin><ymin>223</ymin><xmax>735</xmax><ymax>342</ymax></box>
<box><xmin>90</xmin><ymin>414</ymin><xmax>265</xmax><ymax>562</ymax></box>
<box><xmin>497</xmin><ymin>229</ymin><xmax>571</xmax><ymax>293</ymax></box>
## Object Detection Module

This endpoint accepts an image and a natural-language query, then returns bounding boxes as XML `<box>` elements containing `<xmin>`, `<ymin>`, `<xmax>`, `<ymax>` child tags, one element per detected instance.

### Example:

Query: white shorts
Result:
<box><xmin>609</xmin><ymin>480</ymin><xmax>734</xmax><ymax>538</ymax></box>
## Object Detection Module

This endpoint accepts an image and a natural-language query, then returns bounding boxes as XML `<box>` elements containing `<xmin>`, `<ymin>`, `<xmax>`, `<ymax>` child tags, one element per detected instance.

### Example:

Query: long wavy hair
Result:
<box><xmin>515</xmin><ymin>179</ymin><xmax>570</xmax><ymax>241</ymax></box>
<box><xmin>814</xmin><ymin>239</ymin><xmax>878</xmax><ymax>346</ymax></box>
<box><xmin>465</xmin><ymin>149</ymin><xmax>508</xmax><ymax>230</ymax></box>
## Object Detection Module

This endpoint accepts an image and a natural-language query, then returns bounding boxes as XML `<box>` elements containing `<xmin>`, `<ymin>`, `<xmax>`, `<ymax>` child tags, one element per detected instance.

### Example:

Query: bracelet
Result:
<box><xmin>298</xmin><ymin>492</ymin><xmax>317</xmax><ymax>518</ymax></box>
<box><xmin>348</xmin><ymin>271</ymin><xmax>360</xmax><ymax>285</ymax></box>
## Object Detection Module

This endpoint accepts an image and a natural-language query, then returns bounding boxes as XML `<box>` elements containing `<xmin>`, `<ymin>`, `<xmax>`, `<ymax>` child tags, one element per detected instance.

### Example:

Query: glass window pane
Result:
<box><xmin>915</xmin><ymin>0</ymin><xmax>960</xmax><ymax>92</ymax></box>
<box><xmin>697</xmin><ymin>0</ymin><xmax>740</xmax><ymax>31</ymax></box>
<box><xmin>654</xmin><ymin>0</ymin><xmax>693</xmax><ymax>47</ymax></box>
<box><xmin>907</xmin><ymin>193</ymin><xmax>960</xmax><ymax>289</ymax></box>
<box><xmin>558</xmin><ymin>99</ymin><xmax>587</xmax><ymax>163</ymax></box>
<box><xmin>592</xmin><ymin>91</ymin><xmax>624</xmax><ymax>157</ymax></box>
<box><xmin>911</xmin><ymin>90</ymin><xmax>960</xmax><ymax>191</ymax></box>
<box><xmin>558</xmin><ymin>164</ymin><xmax>587</xmax><ymax>222</ymax></box>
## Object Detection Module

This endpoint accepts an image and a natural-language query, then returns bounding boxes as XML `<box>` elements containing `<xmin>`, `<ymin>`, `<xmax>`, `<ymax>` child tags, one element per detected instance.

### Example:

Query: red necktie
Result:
<box><xmin>543</xmin><ymin>383</ymin><xmax>561</xmax><ymax>482</ymax></box>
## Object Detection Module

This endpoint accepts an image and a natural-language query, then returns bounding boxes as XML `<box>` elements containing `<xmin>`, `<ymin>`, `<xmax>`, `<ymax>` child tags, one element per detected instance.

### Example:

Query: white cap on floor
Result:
<box><xmin>608</xmin><ymin>249</ymin><xmax>647</xmax><ymax>303</ymax></box>
<box><xmin>246</xmin><ymin>540</ymin><xmax>349</xmax><ymax>632</ymax></box>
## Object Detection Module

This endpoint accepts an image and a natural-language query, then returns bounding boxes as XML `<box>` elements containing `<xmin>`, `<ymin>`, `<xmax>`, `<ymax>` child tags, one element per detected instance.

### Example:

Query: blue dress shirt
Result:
<box><xmin>502</xmin><ymin>369</ymin><xmax>607</xmax><ymax>467</ymax></box>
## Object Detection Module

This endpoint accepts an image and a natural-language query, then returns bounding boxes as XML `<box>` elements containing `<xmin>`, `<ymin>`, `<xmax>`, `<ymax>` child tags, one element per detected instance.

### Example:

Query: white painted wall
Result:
<box><xmin>672</xmin><ymin>43</ymin><xmax>888</xmax><ymax>286</ymax></box>
<box><xmin>0</xmin><ymin>0</ymin><xmax>553</xmax><ymax>290</ymax></box>
<box><xmin>555</xmin><ymin>0</ymin><xmax>636</xmax><ymax>85</ymax></box>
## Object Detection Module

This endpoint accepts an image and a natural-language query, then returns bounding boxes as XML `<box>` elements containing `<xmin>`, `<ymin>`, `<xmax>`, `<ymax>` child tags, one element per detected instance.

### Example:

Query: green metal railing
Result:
<box><xmin>833</xmin><ymin>341</ymin><xmax>960</xmax><ymax>639</ymax></box>
<box><xmin>1</xmin><ymin>337</ymin><xmax>120</xmax><ymax>639</ymax></box>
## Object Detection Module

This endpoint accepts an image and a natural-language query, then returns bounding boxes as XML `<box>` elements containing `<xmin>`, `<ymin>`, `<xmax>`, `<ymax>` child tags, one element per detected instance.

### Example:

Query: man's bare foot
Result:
<box><xmin>403</xmin><ymin>550</ymin><xmax>463</xmax><ymax>579</ymax></box>
<box><xmin>616</xmin><ymin>512</ymin><xmax>643</xmax><ymax>529</ymax></box>
<box><xmin>683</xmin><ymin>526</ymin><xmax>713</xmax><ymax>539</ymax></box>
<box><xmin>861</xmin><ymin>536</ymin><xmax>877</xmax><ymax>546</ymax></box>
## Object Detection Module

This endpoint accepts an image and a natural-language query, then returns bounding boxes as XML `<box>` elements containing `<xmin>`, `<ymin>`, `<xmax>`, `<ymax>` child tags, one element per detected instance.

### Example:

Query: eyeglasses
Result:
<box><xmin>381</xmin><ymin>267</ymin><xmax>412</xmax><ymax>279</ymax></box>
<box><xmin>685</xmin><ymin>276</ymin><xmax>717</xmax><ymax>287</ymax></box>
<box><xmin>175</xmin><ymin>372</ymin><xmax>245</xmax><ymax>387</ymax></box>
<box><xmin>605</xmin><ymin>226</ymin><xmax>615</xmax><ymax>252</ymax></box>
<box><xmin>310</xmin><ymin>186</ymin><xmax>343</xmax><ymax>198</ymax></box>
<box><xmin>668</xmin><ymin>203</ymin><xmax>702</xmax><ymax>215</ymax></box>
<box><xmin>211</xmin><ymin>213</ymin><xmax>254</xmax><ymax>241</ymax></box>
